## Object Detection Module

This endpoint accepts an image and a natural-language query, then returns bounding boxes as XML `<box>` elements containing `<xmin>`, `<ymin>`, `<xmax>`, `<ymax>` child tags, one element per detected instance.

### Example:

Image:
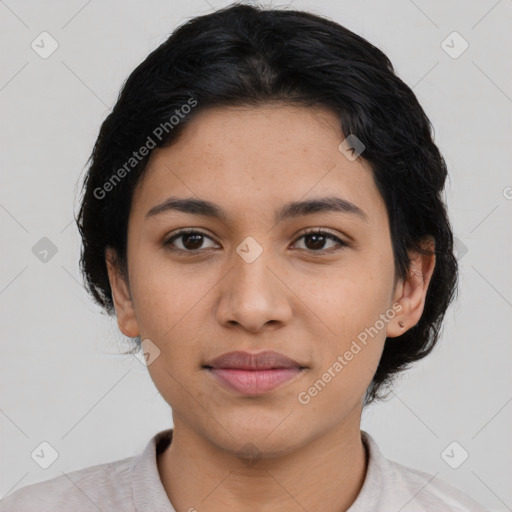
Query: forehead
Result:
<box><xmin>130</xmin><ymin>105</ymin><xmax>386</xmax><ymax>229</ymax></box>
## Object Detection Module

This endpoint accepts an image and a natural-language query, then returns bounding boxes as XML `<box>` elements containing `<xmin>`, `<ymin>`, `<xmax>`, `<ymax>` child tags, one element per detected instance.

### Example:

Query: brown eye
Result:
<box><xmin>164</xmin><ymin>230</ymin><xmax>217</xmax><ymax>253</ymax></box>
<box><xmin>293</xmin><ymin>229</ymin><xmax>348</xmax><ymax>253</ymax></box>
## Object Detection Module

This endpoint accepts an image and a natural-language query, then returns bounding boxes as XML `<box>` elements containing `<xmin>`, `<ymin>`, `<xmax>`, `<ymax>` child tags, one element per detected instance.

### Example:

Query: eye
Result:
<box><xmin>292</xmin><ymin>229</ymin><xmax>348</xmax><ymax>253</ymax></box>
<box><xmin>163</xmin><ymin>229</ymin><xmax>218</xmax><ymax>253</ymax></box>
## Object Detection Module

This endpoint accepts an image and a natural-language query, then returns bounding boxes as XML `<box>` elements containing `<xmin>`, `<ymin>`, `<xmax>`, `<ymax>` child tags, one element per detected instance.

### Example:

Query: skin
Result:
<box><xmin>106</xmin><ymin>104</ymin><xmax>436</xmax><ymax>512</ymax></box>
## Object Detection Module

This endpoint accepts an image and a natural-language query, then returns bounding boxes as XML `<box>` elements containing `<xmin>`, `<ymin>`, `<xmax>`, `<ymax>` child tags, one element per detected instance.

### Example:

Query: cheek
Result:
<box><xmin>297</xmin><ymin>271</ymin><xmax>390</xmax><ymax>410</ymax></box>
<box><xmin>128</xmin><ymin>252</ymin><xmax>207</xmax><ymax>337</ymax></box>
<box><xmin>298</xmin><ymin>257</ymin><xmax>394</xmax><ymax>336</ymax></box>
<box><xmin>298</xmin><ymin>257</ymin><xmax>393</xmax><ymax>390</ymax></box>
<box><xmin>128</xmin><ymin>258</ymin><xmax>216</xmax><ymax>401</ymax></box>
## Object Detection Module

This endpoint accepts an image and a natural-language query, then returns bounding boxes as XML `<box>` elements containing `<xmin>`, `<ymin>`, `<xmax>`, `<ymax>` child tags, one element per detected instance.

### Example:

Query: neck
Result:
<box><xmin>157</xmin><ymin>417</ymin><xmax>368</xmax><ymax>512</ymax></box>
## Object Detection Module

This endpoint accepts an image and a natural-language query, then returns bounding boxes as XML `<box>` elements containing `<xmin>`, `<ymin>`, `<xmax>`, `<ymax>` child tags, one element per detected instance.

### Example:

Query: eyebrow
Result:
<box><xmin>145</xmin><ymin>195</ymin><xmax>368</xmax><ymax>224</ymax></box>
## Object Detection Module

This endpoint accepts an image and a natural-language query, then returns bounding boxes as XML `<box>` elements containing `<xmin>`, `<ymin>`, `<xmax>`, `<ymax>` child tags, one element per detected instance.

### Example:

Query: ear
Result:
<box><xmin>386</xmin><ymin>236</ymin><xmax>436</xmax><ymax>338</ymax></box>
<box><xmin>105</xmin><ymin>248</ymin><xmax>140</xmax><ymax>338</ymax></box>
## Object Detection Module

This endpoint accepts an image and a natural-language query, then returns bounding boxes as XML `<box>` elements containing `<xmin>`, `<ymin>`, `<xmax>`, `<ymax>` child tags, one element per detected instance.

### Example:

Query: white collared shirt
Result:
<box><xmin>0</xmin><ymin>429</ymin><xmax>488</xmax><ymax>511</ymax></box>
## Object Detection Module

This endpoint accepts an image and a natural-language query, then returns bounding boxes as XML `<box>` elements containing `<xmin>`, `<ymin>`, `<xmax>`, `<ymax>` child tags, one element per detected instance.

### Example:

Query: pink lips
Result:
<box><xmin>203</xmin><ymin>350</ymin><xmax>306</xmax><ymax>395</ymax></box>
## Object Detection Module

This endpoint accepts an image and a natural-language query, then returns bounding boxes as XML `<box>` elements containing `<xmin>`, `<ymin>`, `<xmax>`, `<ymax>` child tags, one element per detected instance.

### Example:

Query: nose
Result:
<box><xmin>215</xmin><ymin>250</ymin><xmax>293</xmax><ymax>333</ymax></box>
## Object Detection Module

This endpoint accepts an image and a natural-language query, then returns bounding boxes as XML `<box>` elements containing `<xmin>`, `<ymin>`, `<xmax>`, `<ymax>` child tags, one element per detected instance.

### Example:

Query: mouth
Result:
<box><xmin>204</xmin><ymin>367</ymin><xmax>306</xmax><ymax>395</ymax></box>
<box><xmin>202</xmin><ymin>350</ymin><xmax>308</xmax><ymax>395</ymax></box>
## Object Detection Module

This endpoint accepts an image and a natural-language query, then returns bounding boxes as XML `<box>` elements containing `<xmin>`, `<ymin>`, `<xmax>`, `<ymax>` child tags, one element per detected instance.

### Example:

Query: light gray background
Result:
<box><xmin>1</xmin><ymin>0</ymin><xmax>511</xmax><ymax>510</ymax></box>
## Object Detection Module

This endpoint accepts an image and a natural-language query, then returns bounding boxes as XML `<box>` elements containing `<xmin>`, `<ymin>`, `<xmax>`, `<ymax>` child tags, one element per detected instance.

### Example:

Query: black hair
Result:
<box><xmin>76</xmin><ymin>1</ymin><xmax>458</xmax><ymax>405</ymax></box>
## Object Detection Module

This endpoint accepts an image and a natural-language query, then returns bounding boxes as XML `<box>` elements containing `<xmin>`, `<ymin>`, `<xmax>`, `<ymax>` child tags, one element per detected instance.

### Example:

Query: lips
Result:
<box><xmin>203</xmin><ymin>350</ymin><xmax>307</xmax><ymax>395</ymax></box>
<box><xmin>203</xmin><ymin>350</ymin><xmax>305</xmax><ymax>370</ymax></box>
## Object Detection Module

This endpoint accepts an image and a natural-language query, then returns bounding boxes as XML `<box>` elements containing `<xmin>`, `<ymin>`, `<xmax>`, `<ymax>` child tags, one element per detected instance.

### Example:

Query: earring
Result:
<box><xmin>398</xmin><ymin>321</ymin><xmax>405</xmax><ymax>328</ymax></box>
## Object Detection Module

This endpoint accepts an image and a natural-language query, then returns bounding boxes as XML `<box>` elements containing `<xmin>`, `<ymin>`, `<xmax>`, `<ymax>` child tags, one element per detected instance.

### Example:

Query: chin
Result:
<box><xmin>204</xmin><ymin>418</ymin><xmax>307</xmax><ymax>458</ymax></box>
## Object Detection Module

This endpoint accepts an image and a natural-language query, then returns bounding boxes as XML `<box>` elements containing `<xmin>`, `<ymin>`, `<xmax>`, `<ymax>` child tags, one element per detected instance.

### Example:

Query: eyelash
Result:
<box><xmin>163</xmin><ymin>228</ymin><xmax>349</xmax><ymax>256</ymax></box>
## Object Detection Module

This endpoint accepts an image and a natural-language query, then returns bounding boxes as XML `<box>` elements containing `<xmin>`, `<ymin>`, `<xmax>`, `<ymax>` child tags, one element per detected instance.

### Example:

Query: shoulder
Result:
<box><xmin>0</xmin><ymin>456</ymin><xmax>134</xmax><ymax>512</ymax></box>
<box><xmin>358</xmin><ymin>432</ymin><xmax>488</xmax><ymax>512</ymax></box>
<box><xmin>385</xmin><ymin>457</ymin><xmax>488</xmax><ymax>511</ymax></box>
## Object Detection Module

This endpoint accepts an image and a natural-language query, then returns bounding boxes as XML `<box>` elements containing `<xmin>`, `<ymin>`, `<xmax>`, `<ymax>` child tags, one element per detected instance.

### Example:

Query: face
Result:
<box><xmin>107</xmin><ymin>104</ymin><xmax>435</xmax><ymax>457</ymax></box>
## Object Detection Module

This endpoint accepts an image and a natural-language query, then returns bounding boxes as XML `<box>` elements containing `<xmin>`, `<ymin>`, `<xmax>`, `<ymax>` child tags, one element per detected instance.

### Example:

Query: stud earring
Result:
<box><xmin>398</xmin><ymin>320</ymin><xmax>405</xmax><ymax>328</ymax></box>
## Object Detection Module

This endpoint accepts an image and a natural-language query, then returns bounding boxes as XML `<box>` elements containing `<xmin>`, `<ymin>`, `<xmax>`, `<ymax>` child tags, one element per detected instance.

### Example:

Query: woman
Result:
<box><xmin>0</xmin><ymin>3</ymin><xmax>487</xmax><ymax>511</ymax></box>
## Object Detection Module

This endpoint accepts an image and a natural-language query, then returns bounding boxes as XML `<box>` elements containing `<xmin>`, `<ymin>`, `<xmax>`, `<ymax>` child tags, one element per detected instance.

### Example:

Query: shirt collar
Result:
<box><xmin>130</xmin><ymin>428</ymin><xmax>382</xmax><ymax>512</ymax></box>
<box><xmin>131</xmin><ymin>428</ymin><xmax>175</xmax><ymax>512</ymax></box>
<box><xmin>346</xmin><ymin>431</ymin><xmax>385</xmax><ymax>511</ymax></box>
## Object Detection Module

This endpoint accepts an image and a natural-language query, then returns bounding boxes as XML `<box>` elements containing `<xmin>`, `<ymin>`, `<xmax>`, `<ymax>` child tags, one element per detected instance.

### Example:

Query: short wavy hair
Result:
<box><xmin>76</xmin><ymin>1</ymin><xmax>458</xmax><ymax>405</ymax></box>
